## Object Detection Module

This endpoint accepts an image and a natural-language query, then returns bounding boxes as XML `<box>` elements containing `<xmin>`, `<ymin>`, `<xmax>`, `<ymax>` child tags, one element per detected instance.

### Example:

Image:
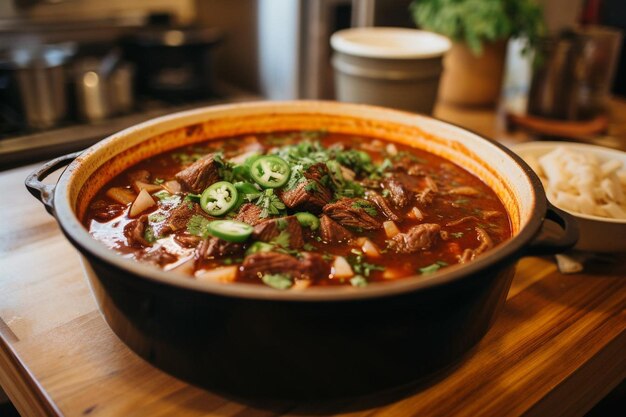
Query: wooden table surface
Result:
<box><xmin>1</xmin><ymin>102</ymin><xmax>625</xmax><ymax>417</ymax></box>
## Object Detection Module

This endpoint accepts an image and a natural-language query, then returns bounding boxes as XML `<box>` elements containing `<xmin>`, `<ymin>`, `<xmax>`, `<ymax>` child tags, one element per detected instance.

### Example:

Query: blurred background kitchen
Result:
<box><xmin>1</xmin><ymin>1</ymin><xmax>626</xmax><ymax>415</ymax></box>
<box><xmin>0</xmin><ymin>0</ymin><xmax>625</xmax><ymax>167</ymax></box>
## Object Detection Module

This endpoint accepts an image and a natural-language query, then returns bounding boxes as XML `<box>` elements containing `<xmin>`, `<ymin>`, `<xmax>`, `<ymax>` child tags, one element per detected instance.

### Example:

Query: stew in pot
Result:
<box><xmin>84</xmin><ymin>131</ymin><xmax>511</xmax><ymax>289</ymax></box>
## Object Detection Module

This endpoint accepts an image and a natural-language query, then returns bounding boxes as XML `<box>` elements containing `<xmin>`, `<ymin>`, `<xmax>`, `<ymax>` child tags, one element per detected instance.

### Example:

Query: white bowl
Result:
<box><xmin>512</xmin><ymin>141</ymin><xmax>626</xmax><ymax>253</ymax></box>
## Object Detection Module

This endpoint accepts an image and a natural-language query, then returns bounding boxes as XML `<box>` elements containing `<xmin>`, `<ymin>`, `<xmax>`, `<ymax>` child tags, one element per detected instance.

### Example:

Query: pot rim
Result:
<box><xmin>52</xmin><ymin>100</ymin><xmax>547</xmax><ymax>302</ymax></box>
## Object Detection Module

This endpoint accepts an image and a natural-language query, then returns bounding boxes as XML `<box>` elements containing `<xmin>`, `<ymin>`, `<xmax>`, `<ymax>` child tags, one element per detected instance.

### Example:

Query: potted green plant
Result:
<box><xmin>410</xmin><ymin>0</ymin><xmax>545</xmax><ymax>106</ymax></box>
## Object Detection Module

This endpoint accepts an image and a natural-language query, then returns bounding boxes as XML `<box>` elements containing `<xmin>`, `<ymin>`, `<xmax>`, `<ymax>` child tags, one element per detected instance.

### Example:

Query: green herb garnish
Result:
<box><xmin>148</xmin><ymin>213</ymin><xmax>167</xmax><ymax>223</ymax></box>
<box><xmin>350</xmin><ymin>275</ymin><xmax>368</xmax><ymax>287</ymax></box>
<box><xmin>419</xmin><ymin>261</ymin><xmax>448</xmax><ymax>275</ymax></box>
<box><xmin>269</xmin><ymin>230</ymin><xmax>291</xmax><ymax>248</ymax></box>
<box><xmin>262</xmin><ymin>273</ymin><xmax>293</xmax><ymax>290</ymax></box>
<box><xmin>255</xmin><ymin>189</ymin><xmax>286</xmax><ymax>218</ymax></box>
<box><xmin>351</xmin><ymin>200</ymin><xmax>378</xmax><ymax>217</ymax></box>
<box><xmin>153</xmin><ymin>190</ymin><xmax>181</xmax><ymax>204</ymax></box>
<box><xmin>186</xmin><ymin>214</ymin><xmax>211</xmax><ymax>238</ymax></box>
<box><xmin>143</xmin><ymin>226</ymin><xmax>158</xmax><ymax>244</ymax></box>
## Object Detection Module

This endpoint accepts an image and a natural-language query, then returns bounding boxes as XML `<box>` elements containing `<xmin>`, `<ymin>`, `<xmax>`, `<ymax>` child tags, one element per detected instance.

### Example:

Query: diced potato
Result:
<box><xmin>129</xmin><ymin>189</ymin><xmax>156</xmax><ymax>217</ymax></box>
<box><xmin>332</xmin><ymin>256</ymin><xmax>354</xmax><ymax>279</ymax></box>
<box><xmin>407</xmin><ymin>206</ymin><xmax>424</xmax><ymax>221</ymax></box>
<box><xmin>292</xmin><ymin>279</ymin><xmax>311</xmax><ymax>290</ymax></box>
<box><xmin>168</xmin><ymin>257</ymin><xmax>195</xmax><ymax>276</ymax></box>
<box><xmin>383</xmin><ymin>220</ymin><xmax>400</xmax><ymax>238</ymax></box>
<box><xmin>195</xmin><ymin>266</ymin><xmax>238</xmax><ymax>283</ymax></box>
<box><xmin>106</xmin><ymin>187</ymin><xmax>136</xmax><ymax>205</ymax></box>
<box><xmin>133</xmin><ymin>181</ymin><xmax>163</xmax><ymax>194</ymax></box>
<box><xmin>163</xmin><ymin>180</ymin><xmax>182</xmax><ymax>194</ymax></box>
<box><xmin>361</xmin><ymin>238</ymin><xmax>381</xmax><ymax>258</ymax></box>
<box><xmin>382</xmin><ymin>268</ymin><xmax>404</xmax><ymax>280</ymax></box>
<box><xmin>385</xmin><ymin>143</ymin><xmax>398</xmax><ymax>156</ymax></box>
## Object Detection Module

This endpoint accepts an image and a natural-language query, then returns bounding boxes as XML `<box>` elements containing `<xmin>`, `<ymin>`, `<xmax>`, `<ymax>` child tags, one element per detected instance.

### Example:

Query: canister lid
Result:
<box><xmin>331</xmin><ymin>27</ymin><xmax>451</xmax><ymax>59</ymax></box>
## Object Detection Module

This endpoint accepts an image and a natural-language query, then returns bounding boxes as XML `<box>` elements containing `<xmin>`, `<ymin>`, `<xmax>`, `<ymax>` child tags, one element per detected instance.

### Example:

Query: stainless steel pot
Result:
<box><xmin>74</xmin><ymin>49</ymin><xmax>135</xmax><ymax>122</ymax></box>
<box><xmin>3</xmin><ymin>43</ymin><xmax>75</xmax><ymax>129</ymax></box>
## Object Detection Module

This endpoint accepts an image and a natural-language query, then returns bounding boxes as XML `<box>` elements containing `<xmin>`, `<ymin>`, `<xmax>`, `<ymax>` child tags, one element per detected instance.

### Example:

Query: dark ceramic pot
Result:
<box><xmin>26</xmin><ymin>101</ymin><xmax>577</xmax><ymax>399</ymax></box>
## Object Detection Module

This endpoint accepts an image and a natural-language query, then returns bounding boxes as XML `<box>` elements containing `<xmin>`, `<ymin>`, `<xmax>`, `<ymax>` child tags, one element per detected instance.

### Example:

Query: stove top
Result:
<box><xmin>1</xmin><ymin>88</ymin><xmax>260</xmax><ymax>170</ymax></box>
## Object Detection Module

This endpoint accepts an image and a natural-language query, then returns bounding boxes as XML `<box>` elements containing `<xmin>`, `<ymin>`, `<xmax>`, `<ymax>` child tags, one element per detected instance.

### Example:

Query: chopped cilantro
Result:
<box><xmin>269</xmin><ymin>230</ymin><xmax>291</xmax><ymax>248</ymax></box>
<box><xmin>353</xmin><ymin>261</ymin><xmax>385</xmax><ymax>277</ymax></box>
<box><xmin>222</xmin><ymin>257</ymin><xmax>243</xmax><ymax>265</ymax></box>
<box><xmin>153</xmin><ymin>178</ymin><xmax>165</xmax><ymax>185</ymax></box>
<box><xmin>213</xmin><ymin>152</ymin><xmax>235</xmax><ymax>182</ymax></box>
<box><xmin>322</xmin><ymin>253</ymin><xmax>334</xmax><ymax>262</ymax></box>
<box><xmin>377</xmin><ymin>158</ymin><xmax>393</xmax><ymax>174</ymax></box>
<box><xmin>350</xmin><ymin>275</ymin><xmax>368</xmax><ymax>287</ymax></box>
<box><xmin>348</xmin><ymin>250</ymin><xmax>384</xmax><ymax>277</ymax></box>
<box><xmin>143</xmin><ymin>226</ymin><xmax>157</xmax><ymax>244</ymax></box>
<box><xmin>419</xmin><ymin>261</ymin><xmax>448</xmax><ymax>275</ymax></box>
<box><xmin>245</xmin><ymin>241</ymin><xmax>274</xmax><ymax>255</ymax></box>
<box><xmin>148</xmin><ymin>213</ymin><xmax>167</xmax><ymax>223</ymax></box>
<box><xmin>262</xmin><ymin>273</ymin><xmax>293</xmax><ymax>290</ymax></box>
<box><xmin>303</xmin><ymin>243</ymin><xmax>316</xmax><ymax>251</ymax></box>
<box><xmin>153</xmin><ymin>190</ymin><xmax>181</xmax><ymax>205</ymax></box>
<box><xmin>304</xmin><ymin>181</ymin><xmax>318</xmax><ymax>193</ymax></box>
<box><xmin>381</xmin><ymin>189</ymin><xmax>391</xmax><ymax>198</ymax></box>
<box><xmin>186</xmin><ymin>214</ymin><xmax>210</xmax><ymax>238</ymax></box>
<box><xmin>351</xmin><ymin>200</ymin><xmax>378</xmax><ymax>217</ymax></box>
<box><xmin>453</xmin><ymin>198</ymin><xmax>470</xmax><ymax>205</ymax></box>
<box><xmin>255</xmin><ymin>189</ymin><xmax>286</xmax><ymax>218</ymax></box>
<box><xmin>335</xmin><ymin>149</ymin><xmax>375</xmax><ymax>176</ymax></box>
<box><xmin>184</xmin><ymin>193</ymin><xmax>201</xmax><ymax>203</ymax></box>
<box><xmin>276</xmin><ymin>218</ymin><xmax>288</xmax><ymax>231</ymax></box>
<box><xmin>451</xmin><ymin>232</ymin><xmax>464</xmax><ymax>238</ymax></box>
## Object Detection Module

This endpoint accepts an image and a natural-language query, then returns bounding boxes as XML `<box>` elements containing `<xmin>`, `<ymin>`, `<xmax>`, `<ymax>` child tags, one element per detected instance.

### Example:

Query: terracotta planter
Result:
<box><xmin>438</xmin><ymin>41</ymin><xmax>508</xmax><ymax>107</ymax></box>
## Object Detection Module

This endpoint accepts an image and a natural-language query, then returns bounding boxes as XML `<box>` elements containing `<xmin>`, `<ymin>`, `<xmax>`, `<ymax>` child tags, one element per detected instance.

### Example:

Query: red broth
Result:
<box><xmin>84</xmin><ymin>131</ymin><xmax>511</xmax><ymax>289</ymax></box>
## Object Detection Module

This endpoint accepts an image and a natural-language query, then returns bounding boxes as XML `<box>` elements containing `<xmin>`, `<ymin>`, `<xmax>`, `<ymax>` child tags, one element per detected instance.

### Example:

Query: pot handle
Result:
<box><xmin>25</xmin><ymin>151</ymin><xmax>81</xmax><ymax>215</ymax></box>
<box><xmin>525</xmin><ymin>203</ymin><xmax>579</xmax><ymax>256</ymax></box>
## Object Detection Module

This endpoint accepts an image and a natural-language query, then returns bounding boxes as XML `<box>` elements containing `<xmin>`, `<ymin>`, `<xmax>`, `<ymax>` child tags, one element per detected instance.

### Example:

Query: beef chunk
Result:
<box><xmin>388</xmin><ymin>223</ymin><xmax>441</xmax><ymax>253</ymax></box>
<box><xmin>124</xmin><ymin>215</ymin><xmax>152</xmax><ymax>247</ymax></box>
<box><xmin>384</xmin><ymin>173</ymin><xmax>437</xmax><ymax>208</ymax></box>
<box><xmin>252</xmin><ymin>216</ymin><xmax>304</xmax><ymax>249</ymax></box>
<box><xmin>392</xmin><ymin>156</ymin><xmax>427</xmax><ymax>176</ymax></box>
<box><xmin>240</xmin><ymin>252</ymin><xmax>329</xmax><ymax>281</ymax></box>
<box><xmin>174</xmin><ymin>153</ymin><xmax>220</xmax><ymax>193</ymax></box>
<box><xmin>298</xmin><ymin>252</ymin><xmax>330</xmax><ymax>280</ymax></box>
<box><xmin>278</xmin><ymin>164</ymin><xmax>332</xmax><ymax>213</ymax></box>
<box><xmin>323</xmin><ymin>198</ymin><xmax>382</xmax><ymax>230</ymax></box>
<box><xmin>90</xmin><ymin>200</ymin><xmax>125</xmax><ymax>222</ymax></box>
<box><xmin>174</xmin><ymin>233</ymin><xmax>202</xmax><ymax>248</ymax></box>
<box><xmin>235</xmin><ymin>203</ymin><xmax>266</xmax><ymax>226</ymax></box>
<box><xmin>383</xmin><ymin>177</ymin><xmax>411</xmax><ymax>209</ymax></box>
<box><xmin>416</xmin><ymin>188</ymin><xmax>434</xmax><ymax>206</ymax></box>
<box><xmin>138</xmin><ymin>246</ymin><xmax>177</xmax><ymax>266</ymax></box>
<box><xmin>319</xmin><ymin>215</ymin><xmax>353</xmax><ymax>242</ymax></box>
<box><xmin>279</xmin><ymin>181</ymin><xmax>332</xmax><ymax>213</ymax></box>
<box><xmin>366</xmin><ymin>191</ymin><xmax>401</xmax><ymax>222</ymax></box>
<box><xmin>163</xmin><ymin>202</ymin><xmax>206</xmax><ymax>233</ymax></box>
<box><xmin>459</xmin><ymin>227</ymin><xmax>494</xmax><ymax>263</ymax></box>
<box><xmin>196</xmin><ymin>237</ymin><xmax>244</xmax><ymax>259</ymax></box>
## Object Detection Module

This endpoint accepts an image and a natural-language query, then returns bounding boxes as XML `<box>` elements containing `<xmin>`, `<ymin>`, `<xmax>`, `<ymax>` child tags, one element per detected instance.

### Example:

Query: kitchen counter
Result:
<box><xmin>0</xmin><ymin>101</ymin><xmax>625</xmax><ymax>417</ymax></box>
